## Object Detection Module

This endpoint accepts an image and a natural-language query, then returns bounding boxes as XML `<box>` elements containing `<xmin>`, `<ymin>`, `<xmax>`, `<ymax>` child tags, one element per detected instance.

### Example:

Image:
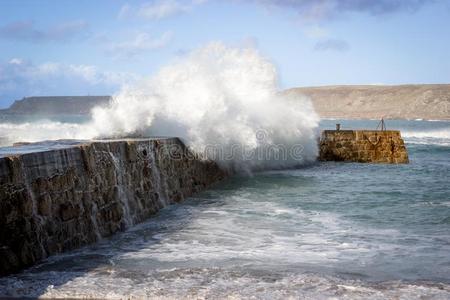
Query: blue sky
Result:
<box><xmin>0</xmin><ymin>0</ymin><xmax>449</xmax><ymax>107</ymax></box>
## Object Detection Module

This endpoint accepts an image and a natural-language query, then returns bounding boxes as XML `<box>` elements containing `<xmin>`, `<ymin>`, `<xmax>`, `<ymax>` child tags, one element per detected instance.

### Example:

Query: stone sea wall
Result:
<box><xmin>319</xmin><ymin>130</ymin><xmax>409</xmax><ymax>163</ymax></box>
<box><xmin>0</xmin><ymin>138</ymin><xmax>227</xmax><ymax>276</ymax></box>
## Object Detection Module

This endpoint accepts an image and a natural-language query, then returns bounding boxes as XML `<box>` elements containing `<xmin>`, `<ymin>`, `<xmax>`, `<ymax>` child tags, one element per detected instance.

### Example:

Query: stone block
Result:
<box><xmin>0</xmin><ymin>138</ymin><xmax>227</xmax><ymax>275</ymax></box>
<box><xmin>319</xmin><ymin>130</ymin><xmax>408</xmax><ymax>164</ymax></box>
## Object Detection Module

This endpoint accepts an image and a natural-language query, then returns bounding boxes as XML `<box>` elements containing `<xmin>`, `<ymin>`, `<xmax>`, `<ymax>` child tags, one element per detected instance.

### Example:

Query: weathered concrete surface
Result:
<box><xmin>0</xmin><ymin>138</ymin><xmax>227</xmax><ymax>276</ymax></box>
<box><xmin>319</xmin><ymin>130</ymin><xmax>409</xmax><ymax>163</ymax></box>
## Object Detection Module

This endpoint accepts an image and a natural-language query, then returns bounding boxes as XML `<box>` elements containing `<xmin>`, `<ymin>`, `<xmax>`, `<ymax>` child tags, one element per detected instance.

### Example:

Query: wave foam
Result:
<box><xmin>1</xmin><ymin>268</ymin><xmax>449</xmax><ymax>299</ymax></box>
<box><xmin>1</xmin><ymin>43</ymin><xmax>319</xmax><ymax>172</ymax></box>
<box><xmin>0</xmin><ymin>121</ymin><xmax>90</xmax><ymax>146</ymax></box>
<box><xmin>402</xmin><ymin>129</ymin><xmax>450</xmax><ymax>146</ymax></box>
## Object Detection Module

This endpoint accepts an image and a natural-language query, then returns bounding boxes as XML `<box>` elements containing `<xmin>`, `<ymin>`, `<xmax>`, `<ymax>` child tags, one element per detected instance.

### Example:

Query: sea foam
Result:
<box><xmin>402</xmin><ymin>128</ymin><xmax>450</xmax><ymax>146</ymax></box>
<box><xmin>1</xmin><ymin>43</ymin><xmax>319</xmax><ymax>172</ymax></box>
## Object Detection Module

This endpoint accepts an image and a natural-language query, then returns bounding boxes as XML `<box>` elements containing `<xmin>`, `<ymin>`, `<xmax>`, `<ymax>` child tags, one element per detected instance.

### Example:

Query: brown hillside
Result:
<box><xmin>284</xmin><ymin>84</ymin><xmax>450</xmax><ymax>120</ymax></box>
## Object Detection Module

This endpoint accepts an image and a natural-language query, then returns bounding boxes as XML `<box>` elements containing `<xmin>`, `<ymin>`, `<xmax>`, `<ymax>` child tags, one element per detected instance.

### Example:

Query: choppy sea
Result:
<box><xmin>0</xmin><ymin>119</ymin><xmax>449</xmax><ymax>299</ymax></box>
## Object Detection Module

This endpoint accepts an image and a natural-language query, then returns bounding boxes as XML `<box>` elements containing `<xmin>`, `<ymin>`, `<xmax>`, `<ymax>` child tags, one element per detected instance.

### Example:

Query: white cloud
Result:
<box><xmin>66</xmin><ymin>64</ymin><xmax>140</xmax><ymax>86</ymax></box>
<box><xmin>119</xmin><ymin>0</ymin><xmax>206</xmax><ymax>20</ymax></box>
<box><xmin>8</xmin><ymin>58</ymin><xmax>24</xmax><ymax>65</ymax></box>
<box><xmin>0</xmin><ymin>59</ymin><xmax>140</xmax><ymax>103</ymax></box>
<box><xmin>138</xmin><ymin>0</ymin><xmax>190</xmax><ymax>20</ymax></box>
<box><xmin>109</xmin><ymin>31</ymin><xmax>174</xmax><ymax>57</ymax></box>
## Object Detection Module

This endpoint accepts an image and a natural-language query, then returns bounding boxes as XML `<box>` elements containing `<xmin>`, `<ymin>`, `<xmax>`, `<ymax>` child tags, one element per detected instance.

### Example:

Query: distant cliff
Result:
<box><xmin>285</xmin><ymin>84</ymin><xmax>450</xmax><ymax>120</ymax></box>
<box><xmin>3</xmin><ymin>85</ymin><xmax>450</xmax><ymax>119</ymax></box>
<box><xmin>1</xmin><ymin>96</ymin><xmax>111</xmax><ymax>115</ymax></box>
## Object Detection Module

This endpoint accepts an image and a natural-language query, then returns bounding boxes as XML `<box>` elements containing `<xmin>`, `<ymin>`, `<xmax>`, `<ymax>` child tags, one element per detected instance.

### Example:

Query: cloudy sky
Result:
<box><xmin>0</xmin><ymin>0</ymin><xmax>449</xmax><ymax>107</ymax></box>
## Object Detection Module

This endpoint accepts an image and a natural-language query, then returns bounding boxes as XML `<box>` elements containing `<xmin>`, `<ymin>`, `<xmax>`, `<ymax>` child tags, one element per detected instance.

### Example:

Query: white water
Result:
<box><xmin>109</xmin><ymin>152</ymin><xmax>133</xmax><ymax>227</ymax></box>
<box><xmin>402</xmin><ymin>128</ymin><xmax>450</xmax><ymax>146</ymax></box>
<box><xmin>0</xmin><ymin>43</ymin><xmax>319</xmax><ymax>172</ymax></box>
<box><xmin>0</xmin><ymin>121</ymin><xmax>86</xmax><ymax>145</ymax></box>
<box><xmin>1</xmin><ymin>121</ymin><xmax>449</xmax><ymax>299</ymax></box>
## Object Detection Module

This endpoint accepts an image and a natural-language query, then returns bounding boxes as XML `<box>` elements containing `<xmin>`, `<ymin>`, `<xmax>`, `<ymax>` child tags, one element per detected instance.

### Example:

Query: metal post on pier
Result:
<box><xmin>376</xmin><ymin>118</ymin><xmax>386</xmax><ymax>131</ymax></box>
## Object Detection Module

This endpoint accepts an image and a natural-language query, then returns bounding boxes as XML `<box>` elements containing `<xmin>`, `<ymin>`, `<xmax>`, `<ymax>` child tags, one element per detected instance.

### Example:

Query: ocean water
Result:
<box><xmin>0</xmin><ymin>119</ymin><xmax>449</xmax><ymax>299</ymax></box>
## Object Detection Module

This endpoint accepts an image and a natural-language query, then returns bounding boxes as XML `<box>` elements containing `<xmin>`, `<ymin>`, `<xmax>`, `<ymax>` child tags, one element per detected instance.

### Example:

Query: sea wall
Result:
<box><xmin>0</xmin><ymin>138</ymin><xmax>227</xmax><ymax>276</ymax></box>
<box><xmin>319</xmin><ymin>130</ymin><xmax>409</xmax><ymax>163</ymax></box>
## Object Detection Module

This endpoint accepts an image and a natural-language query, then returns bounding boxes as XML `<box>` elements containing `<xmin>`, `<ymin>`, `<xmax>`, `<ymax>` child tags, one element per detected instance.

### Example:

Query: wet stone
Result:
<box><xmin>0</xmin><ymin>138</ymin><xmax>227</xmax><ymax>276</ymax></box>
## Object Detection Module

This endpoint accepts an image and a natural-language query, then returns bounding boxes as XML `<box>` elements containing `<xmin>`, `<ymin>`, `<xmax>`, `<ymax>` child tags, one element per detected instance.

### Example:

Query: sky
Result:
<box><xmin>0</xmin><ymin>0</ymin><xmax>449</xmax><ymax>108</ymax></box>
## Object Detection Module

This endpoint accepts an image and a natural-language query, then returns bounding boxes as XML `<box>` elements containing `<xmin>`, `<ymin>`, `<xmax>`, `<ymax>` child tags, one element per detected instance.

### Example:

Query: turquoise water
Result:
<box><xmin>0</xmin><ymin>120</ymin><xmax>449</xmax><ymax>299</ymax></box>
